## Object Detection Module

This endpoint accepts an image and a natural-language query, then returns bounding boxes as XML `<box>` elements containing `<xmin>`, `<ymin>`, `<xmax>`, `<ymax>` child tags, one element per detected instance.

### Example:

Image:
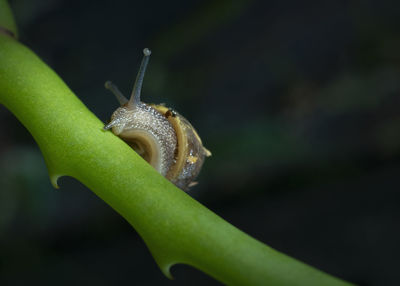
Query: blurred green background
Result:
<box><xmin>1</xmin><ymin>0</ymin><xmax>400</xmax><ymax>285</ymax></box>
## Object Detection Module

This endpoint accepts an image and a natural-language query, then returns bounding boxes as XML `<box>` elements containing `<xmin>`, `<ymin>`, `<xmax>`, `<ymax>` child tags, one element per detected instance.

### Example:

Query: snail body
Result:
<box><xmin>104</xmin><ymin>48</ymin><xmax>210</xmax><ymax>190</ymax></box>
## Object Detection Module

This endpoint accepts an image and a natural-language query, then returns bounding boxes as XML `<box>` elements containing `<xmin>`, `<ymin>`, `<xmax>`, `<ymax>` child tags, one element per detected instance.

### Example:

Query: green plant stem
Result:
<box><xmin>0</xmin><ymin>0</ymin><xmax>17</xmax><ymax>38</ymax></box>
<box><xmin>0</xmin><ymin>2</ymin><xmax>352</xmax><ymax>285</ymax></box>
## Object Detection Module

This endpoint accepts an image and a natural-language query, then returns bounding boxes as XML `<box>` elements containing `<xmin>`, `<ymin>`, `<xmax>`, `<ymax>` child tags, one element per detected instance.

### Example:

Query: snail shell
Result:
<box><xmin>104</xmin><ymin>48</ymin><xmax>211</xmax><ymax>190</ymax></box>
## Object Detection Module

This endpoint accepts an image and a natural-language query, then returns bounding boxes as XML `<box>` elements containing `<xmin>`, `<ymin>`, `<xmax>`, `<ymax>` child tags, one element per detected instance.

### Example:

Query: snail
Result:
<box><xmin>104</xmin><ymin>48</ymin><xmax>211</xmax><ymax>191</ymax></box>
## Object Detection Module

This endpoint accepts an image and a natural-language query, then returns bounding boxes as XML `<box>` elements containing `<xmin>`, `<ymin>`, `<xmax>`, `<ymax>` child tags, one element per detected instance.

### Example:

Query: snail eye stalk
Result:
<box><xmin>104</xmin><ymin>81</ymin><xmax>128</xmax><ymax>105</ymax></box>
<box><xmin>129</xmin><ymin>48</ymin><xmax>151</xmax><ymax>108</ymax></box>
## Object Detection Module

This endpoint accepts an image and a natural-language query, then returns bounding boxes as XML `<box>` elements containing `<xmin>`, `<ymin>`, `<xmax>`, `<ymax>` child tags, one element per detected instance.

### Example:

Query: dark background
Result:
<box><xmin>1</xmin><ymin>0</ymin><xmax>400</xmax><ymax>285</ymax></box>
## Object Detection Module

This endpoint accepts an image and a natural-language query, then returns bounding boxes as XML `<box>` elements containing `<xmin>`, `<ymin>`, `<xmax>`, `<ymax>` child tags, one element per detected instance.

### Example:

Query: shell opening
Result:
<box><xmin>118</xmin><ymin>129</ymin><xmax>163</xmax><ymax>174</ymax></box>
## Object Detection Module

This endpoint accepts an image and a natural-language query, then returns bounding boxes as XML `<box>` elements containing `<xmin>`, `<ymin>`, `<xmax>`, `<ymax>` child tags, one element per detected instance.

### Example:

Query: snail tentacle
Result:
<box><xmin>105</xmin><ymin>81</ymin><xmax>128</xmax><ymax>105</ymax></box>
<box><xmin>129</xmin><ymin>48</ymin><xmax>151</xmax><ymax>108</ymax></box>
